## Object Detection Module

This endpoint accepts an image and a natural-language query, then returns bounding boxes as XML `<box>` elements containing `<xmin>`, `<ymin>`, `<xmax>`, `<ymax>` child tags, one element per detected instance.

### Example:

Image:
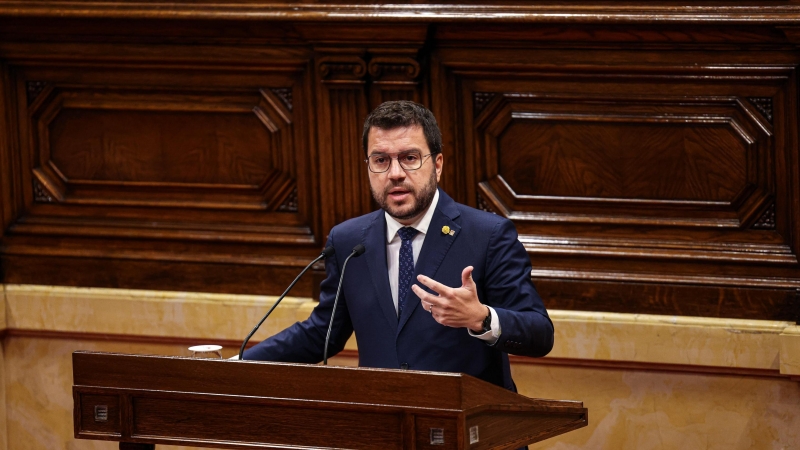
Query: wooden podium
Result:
<box><xmin>73</xmin><ymin>352</ymin><xmax>587</xmax><ymax>450</ymax></box>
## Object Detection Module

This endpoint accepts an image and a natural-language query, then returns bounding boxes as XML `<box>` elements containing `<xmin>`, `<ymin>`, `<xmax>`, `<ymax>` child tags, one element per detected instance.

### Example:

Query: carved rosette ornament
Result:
<box><xmin>748</xmin><ymin>97</ymin><xmax>773</xmax><ymax>124</ymax></box>
<box><xmin>278</xmin><ymin>187</ymin><xmax>298</xmax><ymax>212</ymax></box>
<box><xmin>270</xmin><ymin>88</ymin><xmax>293</xmax><ymax>111</ymax></box>
<box><xmin>476</xmin><ymin>192</ymin><xmax>497</xmax><ymax>214</ymax></box>
<box><xmin>33</xmin><ymin>179</ymin><xmax>54</xmax><ymax>202</ymax></box>
<box><xmin>26</xmin><ymin>81</ymin><xmax>48</xmax><ymax>105</ymax></box>
<box><xmin>473</xmin><ymin>92</ymin><xmax>498</xmax><ymax>117</ymax></box>
<box><xmin>752</xmin><ymin>204</ymin><xmax>776</xmax><ymax>230</ymax></box>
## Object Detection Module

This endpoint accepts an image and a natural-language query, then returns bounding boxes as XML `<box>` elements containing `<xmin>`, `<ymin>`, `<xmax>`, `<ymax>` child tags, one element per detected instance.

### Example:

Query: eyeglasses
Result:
<box><xmin>365</xmin><ymin>151</ymin><xmax>432</xmax><ymax>173</ymax></box>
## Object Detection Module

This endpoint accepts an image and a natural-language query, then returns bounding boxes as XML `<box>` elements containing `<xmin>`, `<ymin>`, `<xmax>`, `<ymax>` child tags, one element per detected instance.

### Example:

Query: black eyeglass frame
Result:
<box><xmin>364</xmin><ymin>151</ymin><xmax>434</xmax><ymax>173</ymax></box>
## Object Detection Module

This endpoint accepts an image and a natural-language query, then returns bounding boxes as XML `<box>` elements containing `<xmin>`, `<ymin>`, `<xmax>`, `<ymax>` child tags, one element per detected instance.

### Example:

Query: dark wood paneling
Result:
<box><xmin>33</xmin><ymin>85</ymin><xmax>297</xmax><ymax>210</ymax></box>
<box><xmin>1</xmin><ymin>3</ymin><xmax>800</xmax><ymax>321</ymax></box>
<box><xmin>536</xmin><ymin>279</ymin><xmax>800</xmax><ymax>322</ymax></box>
<box><xmin>132</xmin><ymin>397</ymin><xmax>404</xmax><ymax>449</ymax></box>
<box><xmin>432</xmin><ymin>35</ymin><xmax>800</xmax><ymax>320</ymax></box>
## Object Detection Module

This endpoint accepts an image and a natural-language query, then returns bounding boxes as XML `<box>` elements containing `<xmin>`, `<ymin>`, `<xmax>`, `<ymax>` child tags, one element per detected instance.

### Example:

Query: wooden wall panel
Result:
<box><xmin>432</xmin><ymin>27</ymin><xmax>800</xmax><ymax>321</ymax></box>
<box><xmin>1</xmin><ymin>3</ymin><xmax>800</xmax><ymax>321</ymax></box>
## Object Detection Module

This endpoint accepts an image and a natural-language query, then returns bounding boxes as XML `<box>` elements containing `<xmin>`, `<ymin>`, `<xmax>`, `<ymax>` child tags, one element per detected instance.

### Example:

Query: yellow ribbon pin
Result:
<box><xmin>442</xmin><ymin>225</ymin><xmax>451</xmax><ymax>235</ymax></box>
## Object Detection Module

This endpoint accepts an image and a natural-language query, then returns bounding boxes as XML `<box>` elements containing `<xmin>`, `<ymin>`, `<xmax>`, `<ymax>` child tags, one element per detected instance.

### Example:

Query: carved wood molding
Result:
<box><xmin>474</xmin><ymin>92</ymin><xmax>775</xmax><ymax>229</ymax></box>
<box><xmin>6</xmin><ymin>3</ymin><xmax>800</xmax><ymax>24</ymax></box>
<box><xmin>748</xmin><ymin>97</ymin><xmax>773</xmax><ymax>124</ymax></box>
<box><xmin>467</xmin><ymin>84</ymin><xmax>794</xmax><ymax>271</ymax></box>
<box><xmin>473</xmin><ymin>92</ymin><xmax>497</xmax><ymax>117</ymax></box>
<box><xmin>28</xmin><ymin>83</ymin><xmax>299</xmax><ymax>211</ymax></box>
<box><xmin>33</xmin><ymin>178</ymin><xmax>54</xmax><ymax>203</ymax></box>
<box><xmin>270</xmin><ymin>88</ymin><xmax>293</xmax><ymax>111</ymax></box>
<box><xmin>476</xmin><ymin>191</ymin><xmax>496</xmax><ymax>214</ymax></box>
<box><xmin>318</xmin><ymin>56</ymin><xmax>368</xmax><ymax>82</ymax></box>
<box><xmin>314</xmin><ymin>51</ymin><xmax>424</xmax><ymax>233</ymax></box>
<box><xmin>26</xmin><ymin>81</ymin><xmax>47</xmax><ymax>105</ymax></box>
<box><xmin>367</xmin><ymin>57</ymin><xmax>420</xmax><ymax>82</ymax></box>
<box><xmin>752</xmin><ymin>203</ymin><xmax>776</xmax><ymax>230</ymax></box>
<box><xmin>278</xmin><ymin>186</ymin><xmax>298</xmax><ymax>212</ymax></box>
<box><xmin>319</xmin><ymin>55</ymin><xmax>422</xmax><ymax>86</ymax></box>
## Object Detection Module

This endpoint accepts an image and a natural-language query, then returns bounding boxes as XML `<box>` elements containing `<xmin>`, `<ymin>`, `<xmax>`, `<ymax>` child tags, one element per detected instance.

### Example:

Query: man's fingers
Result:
<box><xmin>461</xmin><ymin>266</ymin><xmax>475</xmax><ymax>289</ymax></box>
<box><xmin>416</xmin><ymin>274</ymin><xmax>452</xmax><ymax>296</ymax></box>
<box><xmin>412</xmin><ymin>284</ymin><xmax>444</xmax><ymax>307</ymax></box>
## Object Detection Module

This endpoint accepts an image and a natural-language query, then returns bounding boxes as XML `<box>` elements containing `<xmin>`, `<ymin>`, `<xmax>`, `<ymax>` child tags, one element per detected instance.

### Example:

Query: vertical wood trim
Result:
<box><xmin>430</xmin><ymin>54</ymin><xmax>468</xmax><ymax>205</ymax></box>
<box><xmin>301</xmin><ymin>61</ymin><xmax>323</xmax><ymax>242</ymax></box>
<box><xmin>316</xmin><ymin>55</ymin><xmax>371</xmax><ymax>234</ymax></box>
<box><xmin>72</xmin><ymin>388</ymin><xmax>82</xmax><ymax>439</ymax></box>
<box><xmin>403</xmin><ymin>412</ymin><xmax>416</xmax><ymax>450</ymax></box>
<box><xmin>456</xmin><ymin>412</ymin><xmax>466</xmax><ymax>450</ymax></box>
<box><xmin>13</xmin><ymin>71</ymin><xmax>33</xmax><ymax>210</ymax></box>
<box><xmin>0</xmin><ymin>64</ymin><xmax>24</xmax><ymax>234</ymax></box>
<box><xmin>785</xmin><ymin>68</ymin><xmax>799</xmax><ymax>254</ymax></box>
<box><xmin>121</xmin><ymin>393</ymin><xmax>133</xmax><ymax>440</ymax></box>
<box><xmin>0</xmin><ymin>63</ymin><xmax>10</xmax><ymax>236</ymax></box>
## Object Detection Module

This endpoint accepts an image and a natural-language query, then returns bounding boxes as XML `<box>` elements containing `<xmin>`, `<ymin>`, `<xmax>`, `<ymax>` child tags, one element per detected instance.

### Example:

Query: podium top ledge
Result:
<box><xmin>73</xmin><ymin>351</ymin><xmax>583</xmax><ymax>413</ymax></box>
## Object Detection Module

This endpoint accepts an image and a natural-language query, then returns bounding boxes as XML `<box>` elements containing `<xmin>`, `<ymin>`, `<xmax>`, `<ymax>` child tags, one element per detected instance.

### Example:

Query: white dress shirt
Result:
<box><xmin>385</xmin><ymin>190</ymin><xmax>500</xmax><ymax>343</ymax></box>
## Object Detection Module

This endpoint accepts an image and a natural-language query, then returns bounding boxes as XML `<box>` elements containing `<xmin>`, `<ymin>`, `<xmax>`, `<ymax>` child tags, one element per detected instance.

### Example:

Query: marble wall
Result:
<box><xmin>1</xmin><ymin>284</ymin><xmax>798</xmax><ymax>449</ymax></box>
<box><xmin>0</xmin><ymin>287</ymin><xmax>7</xmax><ymax>450</ymax></box>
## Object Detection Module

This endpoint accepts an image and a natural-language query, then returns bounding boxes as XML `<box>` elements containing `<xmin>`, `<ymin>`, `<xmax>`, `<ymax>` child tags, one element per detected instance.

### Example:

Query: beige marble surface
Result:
<box><xmin>780</xmin><ymin>325</ymin><xmax>800</xmax><ymax>377</ymax></box>
<box><xmin>518</xmin><ymin>363</ymin><xmax>800</xmax><ymax>450</ymax></box>
<box><xmin>1</xmin><ymin>284</ymin><xmax>7</xmax><ymax>332</ymax></box>
<box><xmin>5</xmin><ymin>284</ymin><xmax>799</xmax><ymax>371</ymax></box>
<box><xmin>4</xmin><ymin>284</ymin><xmax>306</xmax><ymax>343</ymax></box>
<box><xmin>1</xmin><ymin>285</ymin><xmax>8</xmax><ymax>450</ymax></box>
<box><xmin>0</xmin><ymin>339</ymin><xmax>7</xmax><ymax>450</ymax></box>
<box><xmin>548</xmin><ymin>310</ymin><xmax>793</xmax><ymax>371</ymax></box>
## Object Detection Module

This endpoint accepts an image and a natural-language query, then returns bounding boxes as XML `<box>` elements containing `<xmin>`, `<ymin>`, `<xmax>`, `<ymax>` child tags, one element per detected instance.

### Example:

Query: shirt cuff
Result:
<box><xmin>468</xmin><ymin>306</ymin><xmax>501</xmax><ymax>345</ymax></box>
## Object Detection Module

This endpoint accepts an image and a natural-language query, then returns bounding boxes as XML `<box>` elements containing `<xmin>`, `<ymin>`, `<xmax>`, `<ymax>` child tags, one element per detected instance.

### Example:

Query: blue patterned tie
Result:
<box><xmin>397</xmin><ymin>226</ymin><xmax>419</xmax><ymax>318</ymax></box>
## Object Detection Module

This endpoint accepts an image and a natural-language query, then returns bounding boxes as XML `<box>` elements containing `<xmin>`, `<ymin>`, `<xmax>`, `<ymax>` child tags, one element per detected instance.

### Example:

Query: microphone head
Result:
<box><xmin>321</xmin><ymin>247</ymin><xmax>335</xmax><ymax>258</ymax></box>
<box><xmin>352</xmin><ymin>244</ymin><xmax>366</xmax><ymax>256</ymax></box>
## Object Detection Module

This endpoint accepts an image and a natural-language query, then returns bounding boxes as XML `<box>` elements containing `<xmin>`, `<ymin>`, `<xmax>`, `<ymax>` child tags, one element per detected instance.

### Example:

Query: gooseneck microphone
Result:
<box><xmin>238</xmin><ymin>247</ymin><xmax>335</xmax><ymax>360</ymax></box>
<box><xmin>323</xmin><ymin>244</ymin><xmax>366</xmax><ymax>365</ymax></box>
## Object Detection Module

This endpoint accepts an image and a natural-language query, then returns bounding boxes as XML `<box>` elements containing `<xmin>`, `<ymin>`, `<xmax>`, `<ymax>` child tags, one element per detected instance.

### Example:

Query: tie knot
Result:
<box><xmin>397</xmin><ymin>227</ymin><xmax>419</xmax><ymax>241</ymax></box>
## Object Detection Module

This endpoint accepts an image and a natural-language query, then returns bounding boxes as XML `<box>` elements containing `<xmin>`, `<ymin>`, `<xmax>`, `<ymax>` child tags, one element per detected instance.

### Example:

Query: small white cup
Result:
<box><xmin>188</xmin><ymin>344</ymin><xmax>223</xmax><ymax>359</ymax></box>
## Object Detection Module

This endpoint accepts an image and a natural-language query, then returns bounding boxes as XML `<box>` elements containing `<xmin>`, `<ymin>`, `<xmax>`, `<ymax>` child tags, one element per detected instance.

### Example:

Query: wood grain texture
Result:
<box><xmin>434</xmin><ymin>44</ymin><xmax>799</xmax><ymax>320</ymax></box>
<box><xmin>0</xmin><ymin>2</ymin><xmax>799</xmax><ymax>321</ymax></box>
<box><xmin>72</xmin><ymin>352</ymin><xmax>587</xmax><ymax>449</ymax></box>
<box><xmin>6</xmin><ymin>2</ymin><xmax>800</xmax><ymax>24</ymax></box>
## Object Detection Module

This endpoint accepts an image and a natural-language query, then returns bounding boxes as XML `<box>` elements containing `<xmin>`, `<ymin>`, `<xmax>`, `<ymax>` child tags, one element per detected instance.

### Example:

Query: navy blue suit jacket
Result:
<box><xmin>245</xmin><ymin>189</ymin><xmax>554</xmax><ymax>391</ymax></box>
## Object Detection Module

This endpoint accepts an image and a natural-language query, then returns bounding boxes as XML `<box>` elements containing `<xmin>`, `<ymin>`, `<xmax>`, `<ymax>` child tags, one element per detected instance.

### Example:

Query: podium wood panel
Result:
<box><xmin>72</xmin><ymin>351</ymin><xmax>587</xmax><ymax>450</ymax></box>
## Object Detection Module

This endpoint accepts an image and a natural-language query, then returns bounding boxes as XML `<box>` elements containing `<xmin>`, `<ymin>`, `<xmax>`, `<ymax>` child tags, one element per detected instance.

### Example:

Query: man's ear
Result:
<box><xmin>435</xmin><ymin>153</ymin><xmax>443</xmax><ymax>181</ymax></box>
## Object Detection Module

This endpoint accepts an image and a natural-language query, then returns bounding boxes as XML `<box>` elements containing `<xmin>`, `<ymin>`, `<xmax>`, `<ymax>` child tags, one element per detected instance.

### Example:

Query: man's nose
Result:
<box><xmin>387</xmin><ymin>159</ymin><xmax>406</xmax><ymax>180</ymax></box>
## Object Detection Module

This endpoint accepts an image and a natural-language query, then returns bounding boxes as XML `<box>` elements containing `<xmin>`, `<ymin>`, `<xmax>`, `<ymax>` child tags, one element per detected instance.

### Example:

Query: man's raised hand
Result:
<box><xmin>412</xmin><ymin>266</ymin><xmax>487</xmax><ymax>332</ymax></box>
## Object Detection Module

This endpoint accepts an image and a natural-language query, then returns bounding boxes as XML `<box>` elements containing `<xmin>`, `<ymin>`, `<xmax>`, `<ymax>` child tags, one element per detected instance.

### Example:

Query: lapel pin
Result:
<box><xmin>442</xmin><ymin>225</ymin><xmax>455</xmax><ymax>236</ymax></box>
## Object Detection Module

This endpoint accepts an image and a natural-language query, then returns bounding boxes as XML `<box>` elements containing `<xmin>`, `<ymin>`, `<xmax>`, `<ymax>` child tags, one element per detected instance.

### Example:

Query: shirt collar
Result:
<box><xmin>385</xmin><ymin>189</ymin><xmax>440</xmax><ymax>243</ymax></box>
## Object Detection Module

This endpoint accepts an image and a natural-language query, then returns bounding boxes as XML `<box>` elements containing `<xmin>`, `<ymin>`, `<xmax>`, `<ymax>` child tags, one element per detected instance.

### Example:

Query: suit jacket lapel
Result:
<box><xmin>362</xmin><ymin>212</ymin><xmax>399</xmax><ymax>334</ymax></box>
<box><xmin>397</xmin><ymin>190</ymin><xmax>461</xmax><ymax>334</ymax></box>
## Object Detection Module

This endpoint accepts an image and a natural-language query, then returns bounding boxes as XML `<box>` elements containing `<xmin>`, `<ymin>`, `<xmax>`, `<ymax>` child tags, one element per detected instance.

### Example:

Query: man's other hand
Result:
<box><xmin>412</xmin><ymin>266</ymin><xmax>487</xmax><ymax>332</ymax></box>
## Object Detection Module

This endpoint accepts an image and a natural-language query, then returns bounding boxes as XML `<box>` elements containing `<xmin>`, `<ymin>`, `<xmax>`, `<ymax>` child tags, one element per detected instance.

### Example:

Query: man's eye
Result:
<box><xmin>402</xmin><ymin>154</ymin><xmax>419</xmax><ymax>162</ymax></box>
<box><xmin>373</xmin><ymin>156</ymin><xmax>388</xmax><ymax>164</ymax></box>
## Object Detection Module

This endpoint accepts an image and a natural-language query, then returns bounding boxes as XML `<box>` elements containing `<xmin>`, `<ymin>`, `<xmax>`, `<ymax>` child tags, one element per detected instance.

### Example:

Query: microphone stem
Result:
<box><xmin>323</xmin><ymin>250</ymin><xmax>358</xmax><ymax>365</ymax></box>
<box><xmin>238</xmin><ymin>253</ymin><xmax>325</xmax><ymax>360</ymax></box>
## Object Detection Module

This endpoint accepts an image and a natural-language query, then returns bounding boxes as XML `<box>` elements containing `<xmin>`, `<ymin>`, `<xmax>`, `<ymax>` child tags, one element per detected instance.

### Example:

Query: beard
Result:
<box><xmin>371</xmin><ymin>170</ymin><xmax>438</xmax><ymax>222</ymax></box>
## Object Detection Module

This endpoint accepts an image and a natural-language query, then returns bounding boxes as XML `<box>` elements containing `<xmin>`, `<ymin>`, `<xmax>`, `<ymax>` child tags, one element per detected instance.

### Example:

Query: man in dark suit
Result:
<box><xmin>244</xmin><ymin>101</ymin><xmax>553</xmax><ymax>392</ymax></box>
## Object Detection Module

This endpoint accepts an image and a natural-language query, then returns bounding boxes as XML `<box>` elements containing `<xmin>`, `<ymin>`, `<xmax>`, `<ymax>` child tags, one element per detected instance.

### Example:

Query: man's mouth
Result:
<box><xmin>388</xmin><ymin>188</ymin><xmax>412</xmax><ymax>201</ymax></box>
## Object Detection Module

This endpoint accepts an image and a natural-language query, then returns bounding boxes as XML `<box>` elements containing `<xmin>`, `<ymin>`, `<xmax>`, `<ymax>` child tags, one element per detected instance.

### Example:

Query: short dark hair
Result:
<box><xmin>362</xmin><ymin>101</ymin><xmax>443</xmax><ymax>156</ymax></box>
